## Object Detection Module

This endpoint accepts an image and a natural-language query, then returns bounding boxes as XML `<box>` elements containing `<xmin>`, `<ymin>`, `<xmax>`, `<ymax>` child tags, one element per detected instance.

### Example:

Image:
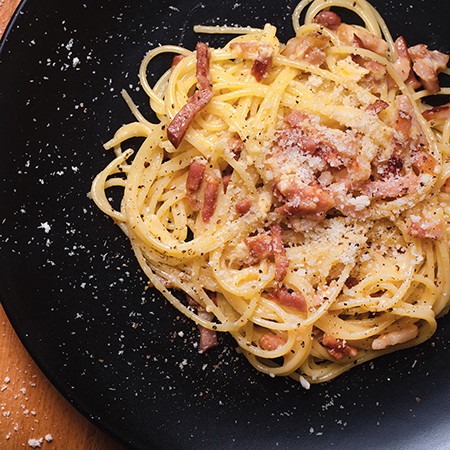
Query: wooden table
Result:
<box><xmin>0</xmin><ymin>2</ymin><xmax>126</xmax><ymax>449</ymax></box>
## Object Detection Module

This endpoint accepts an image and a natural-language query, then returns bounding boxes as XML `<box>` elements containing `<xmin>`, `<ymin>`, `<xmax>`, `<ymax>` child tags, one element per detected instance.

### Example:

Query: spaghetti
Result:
<box><xmin>91</xmin><ymin>0</ymin><xmax>450</xmax><ymax>385</ymax></box>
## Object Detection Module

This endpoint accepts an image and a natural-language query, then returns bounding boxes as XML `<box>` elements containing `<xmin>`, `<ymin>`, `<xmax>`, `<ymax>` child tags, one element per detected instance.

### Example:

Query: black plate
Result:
<box><xmin>1</xmin><ymin>1</ymin><xmax>450</xmax><ymax>449</ymax></box>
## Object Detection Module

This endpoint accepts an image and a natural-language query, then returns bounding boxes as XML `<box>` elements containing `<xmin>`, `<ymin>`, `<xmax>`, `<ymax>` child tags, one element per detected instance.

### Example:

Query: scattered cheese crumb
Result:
<box><xmin>38</xmin><ymin>222</ymin><xmax>51</xmax><ymax>234</ymax></box>
<box><xmin>28</xmin><ymin>438</ymin><xmax>43</xmax><ymax>448</ymax></box>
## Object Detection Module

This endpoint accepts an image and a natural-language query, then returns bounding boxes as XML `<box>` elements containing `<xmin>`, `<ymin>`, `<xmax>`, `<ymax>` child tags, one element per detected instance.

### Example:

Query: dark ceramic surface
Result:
<box><xmin>0</xmin><ymin>1</ymin><xmax>449</xmax><ymax>449</ymax></box>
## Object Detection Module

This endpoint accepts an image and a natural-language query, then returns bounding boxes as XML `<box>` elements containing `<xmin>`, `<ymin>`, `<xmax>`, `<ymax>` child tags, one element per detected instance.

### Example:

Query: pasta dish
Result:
<box><xmin>91</xmin><ymin>0</ymin><xmax>450</xmax><ymax>386</ymax></box>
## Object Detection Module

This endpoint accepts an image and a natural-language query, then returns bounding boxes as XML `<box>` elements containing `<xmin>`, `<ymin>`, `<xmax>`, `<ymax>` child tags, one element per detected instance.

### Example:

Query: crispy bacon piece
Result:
<box><xmin>259</xmin><ymin>333</ymin><xmax>287</xmax><ymax>351</ymax></box>
<box><xmin>235</xmin><ymin>196</ymin><xmax>253</xmax><ymax>215</ymax></box>
<box><xmin>408</xmin><ymin>44</ymin><xmax>449</xmax><ymax>94</ymax></box>
<box><xmin>393</xmin><ymin>37</ymin><xmax>411</xmax><ymax>80</ymax></box>
<box><xmin>313</xmin><ymin>10</ymin><xmax>341</xmax><ymax>31</ymax></box>
<box><xmin>269</xmin><ymin>287</ymin><xmax>307</xmax><ymax>312</ymax></box>
<box><xmin>270</xmin><ymin>223</ymin><xmax>288</xmax><ymax>282</ymax></box>
<box><xmin>228</xmin><ymin>136</ymin><xmax>244</xmax><ymax>160</ymax></box>
<box><xmin>202</xmin><ymin>170</ymin><xmax>220</xmax><ymax>223</ymax></box>
<box><xmin>409</xmin><ymin>219</ymin><xmax>443</xmax><ymax>240</ymax></box>
<box><xmin>222</xmin><ymin>172</ymin><xmax>232</xmax><ymax>193</ymax></box>
<box><xmin>171</xmin><ymin>54</ymin><xmax>186</xmax><ymax>71</ymax></box>
<box><xmin>167</xmin><ymin>89</ymin><xmax>213</xmax><ymax>149</ymax></box>
<box><xmin>198</xmin><ymin>319</ymin><xmax>219</xmax><ymax>353</ymax></box>
<box><xmin>186</xmin><ymin>294</ymin><xmax>219</xmax><ymax>353</ymax></box>
<box><xmin>364</xmin><ymin>61</ymin><xmax>386</xmax><ymax>77</ymax></box>
<box><xmin>195</xmin><ymin>42</ymin><xmax>212</xmax><ymax>90</ymax></box>
<box><xmin>362</xmin><ymin>174</ymin><xmax>418</xmax><ymax>199</ymax></box>
<box><xmin>365</xmin><ymin>99</ymin><xmax>389</xmax><ymax>116</ymax></box>
<box><xmin>322</xmin><ymin>333</ymin><xmax>358</xmax><ymax>360</ymax></box>
<box><xmin>167</xmin><ymin>43</ymin><xmax>213</xmax><ymax>148</ymax></box>
<box><xmin>395</xmin><ymin>95</ymin><xmax>430</xmax><ymax>149</ymax></box>
<box><xmin>252</xmin><ymin>54</ymin><xmax>272</xmax><ymax>82</ymax></box>
<box><xmin>372</xmin><ymin>325</ymin><xmax>418</xmax><ymax>350</ymax></box>
<box><xmin>352</xmin><ymin>33</ymin><xmax>364</xmax><ymax>49</ymax></box>
<box><xmin>422</xmin><ymin>102</ymin><xmax>450</xmax><ymax>121</ymax></box>
<box><xmin>281</xmin><ymin>33</ymin><xmax>330</xmax><ymax>66</ymax></box>
<box><xmin>230</xmin><ymin>41</ymin><xmax>274</xmax><ymax>82</ymax></box>
<box><xmin>274</xmin><ymin>179</ymin><xmax>335</xmax><ymax>217</ymax></box>
<box><xmin>243</xmin><ymin>225</ymin><xmax>288</xmax><ymax>279</ymax></box>
<box><xmin>336</xmin><ymin>23</ymin><xmax>388</xmax><ymax>55</ymax></box>
<box><xmin>245</xmin><ymin>234</ymin><xmax>272</xmax><ymax>261</ymax></box>
<box><xmin>393</xmin><ymin>37</ymin><xmax>421</xmax><ymax>89</ymax></box>
<box><xmin>394</xmin><ymin>109</ymin><xmax>412</xmax><ymax>143</ymax></box>
<box><xmin>411</xmin><ymin>149</ymin><xmax>438</xmax><ymax>174</ymax></box>
<box><xmin>284</xmin><ymin>109</ymin><xmax>309</xmax><ymax>127</ymax></box>
<box><xmin>185</xmin><ymin>158</ymin><xmax>206</xmax><ymax>210</ymax></box>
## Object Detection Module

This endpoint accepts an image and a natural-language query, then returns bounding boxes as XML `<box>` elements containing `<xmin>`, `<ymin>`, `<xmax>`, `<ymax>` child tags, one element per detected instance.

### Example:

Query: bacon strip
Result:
<box><xmin>195</xmin><ymin>42</ymin><xmax>212</xmax><ymax>90</ymax></box>
<box><xmin>336</xmin><ymin>23</ymin><xmax>388</xmax><ymax>55</ymax></box>
<box><xmin>270</xmin><ymin>223</ymin><xmax>288</xmax><ymax>282</ymax></box>
<box><xmin>198</xmin><ymin>317</ymin><xmax>219</xmax><ymax>353</ymax></box>
<box><xmin>284</xmin><ymin>109</ymin><xmax>309</xmax><ymax>126</ymax></box>
<box><xmin>167</xmin><ymin>43</ymin><xmax>213</xmax><ymax>148</ymax></box>
<box><xmin>242</xmin><ymin>225</ymin><xmax>288</xmax><ymax>278</ymax></box>
<box><xmin>411</xmin><ymin>149</ymin><xmax>438</xmax><ymax>174</ymax></box>
<box><xmin>372</xmin><ymin>325</ymin><xmax>418</xmax><ymax>350</ymax></box>
<box><xmin>281</xmin><ymin>33</ymin><xmax>329</xmax><ymax>66</ymax></box>
<box><xmin>245</xmin><ymin>234</ymin><xmax>272</xmax><ymax>261</ymax></box>
<box><xmin>313</xmin><ymin>10</ymin><xmax>341</xmax><ymax>31</ymax></box>
<box><xmin>408</xmin><ymin>44</ymin><xmax>449</xmax><ymax>94</ymax></box>
<box><xmin>322</xmin><ymin>333</ymin><xmax>358</xmax><ymax>360</ymax></box>
<box><xmin>393</xmin><ymin>37</ymin><xmax>421</xmax><ymax>89</ymax></box>
<box><xmin>394</xmin><ymin>109</ymin><xmax>412</xmax><ymax>142</ymax></box>
<box><xmin>365</xmin><ymin>99</ymin><xmax>389</xmax><ymax>116</ymax></box>
<box><xmin>269</xmin><ymin>287</ymin><xmax>307</xmax><ymax>312</ymax></box>
<box><xmin>409</xmin><ymin>219</ymin><xmax>443</xmax><ymax>240</ymax></box>
<box><xmin>185</xmin><ymin>158</ymin><xmax>206</xmax><ymax>210</ymax></box>
<box><xmin>362</xmin><ymin>174</ymin><xmax>418</xmax><ymax>199</ymax></box>
<box><xmin>171</xmin><ymin>54</ymin><xmax>186</xmax><ymax>71</ymax></box>
<box><xmin>187</xmin><ymin>294</ymin><xmax>218</xmax><ymax>353</ymax></box>
<box><xmin>422</xmin><ymin>102</ymin><xmax>450</xmax><ymax>121</ymax></box>
<box><xmin>230</xmin><ymin>41</ymin><xmax>274</xmax><ymax>82</ymax></box>
<box><xmin>167</xmin><ymin>89</ymin><xmax>213</xmax><ymax>148</ymax></box>
<box><xmin>252</xmin><ymin>53</ymin><xmax>272</xmax><ymax>82</ymax></box>
<box><xmin>259</xmin><ymin>333</ymin><xmax>287</xmax><ymax>351</ymax></box>
<box><xmin>222</xmin><ymin>172</ymin><xmax>232</xmax><ymax>194</ymax></box>
<box><xmin>202</xmin><ymin>170</ymin><xmax>220</xmax><ymax>223</ymax></box>
<box><xmin>228</xmin><ymin>136</ymin><xmax>244</xmax><ymax>160</ymax></box>
<box><xmin>274</xmin><ymin>180</ymin><xmax>335</xmax><ymax>217</ymax></box>
<box><xmin>235</xmin><ymin>197</ymin><xmax>253</xmax><ymax>215</ymax></box>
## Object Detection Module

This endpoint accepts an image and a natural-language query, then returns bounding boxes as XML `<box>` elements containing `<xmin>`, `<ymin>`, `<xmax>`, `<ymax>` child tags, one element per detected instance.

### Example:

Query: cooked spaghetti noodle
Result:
<box><xmin>91</xmin><ymin>0</ymin><xmax>450</xmax><ymax>385</ymax></box>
